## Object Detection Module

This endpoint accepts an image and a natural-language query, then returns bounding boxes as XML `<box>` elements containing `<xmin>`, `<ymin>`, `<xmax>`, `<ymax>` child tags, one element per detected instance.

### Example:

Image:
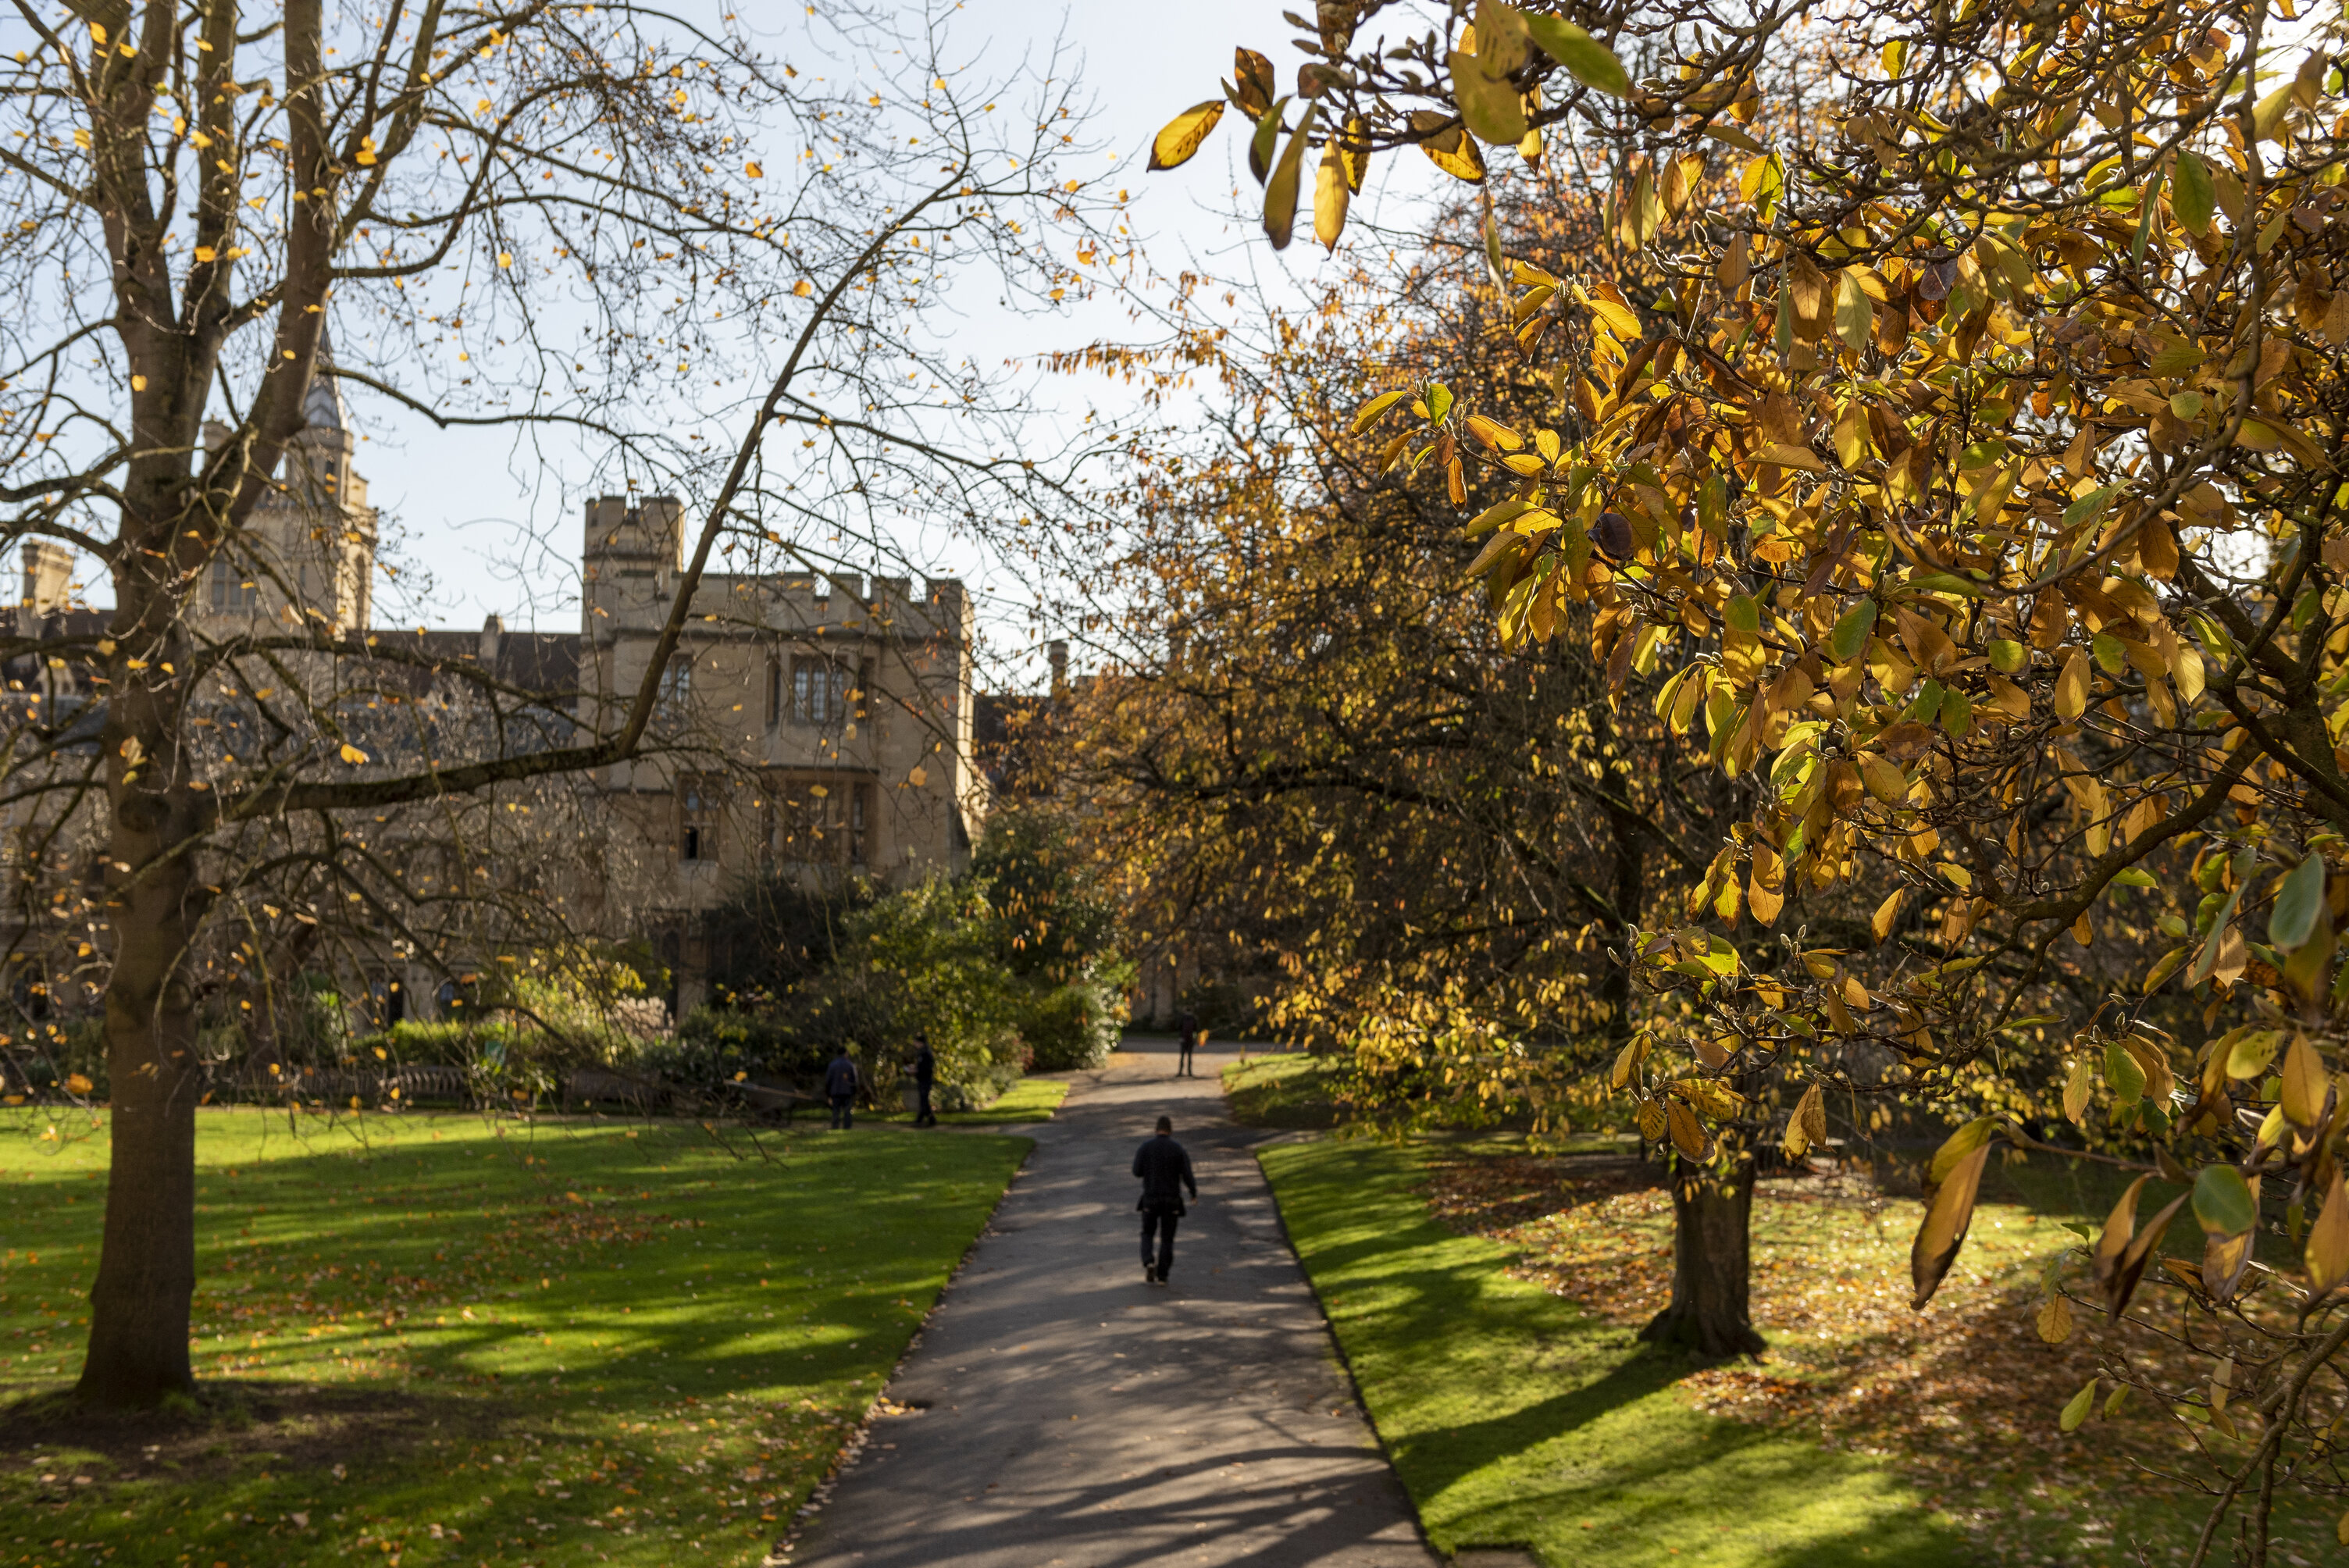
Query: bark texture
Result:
<box><xmin>1639</xmin><ymin>1158</ymin><xmax>1766</xmax><ymax>1358</ymax></box>
<box><xmin>74</xmin><ymin>404</ymin><xmax>214</xmax><ymax>1409</ymax></box>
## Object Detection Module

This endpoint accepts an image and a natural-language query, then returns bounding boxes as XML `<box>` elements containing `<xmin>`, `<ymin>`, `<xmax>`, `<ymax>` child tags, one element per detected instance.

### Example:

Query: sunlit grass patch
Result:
<box><xmin>0</xmin><ymin>1108</ymin><xmax>1030</xmax><ymax>1566</ymax></box>
<box><xmin>1264</xmin><ymin>1135</ymin><xmax>1984</xmax><ymax>1568</ymax></box>
<box><xmin>1221</xmin><ymin>1051</ymin><xmax>1343</xmax><ymax>1129</ymax></box>
<box><xmin>1402</xmin><ymin>1145</ymin><xmax>2343</xmax><ymax>1566</ymax></box>
<box><xmin>864</xmin><ymin>1073</ymin><xmax>1071</xmax><ymax>1127</ymax></box>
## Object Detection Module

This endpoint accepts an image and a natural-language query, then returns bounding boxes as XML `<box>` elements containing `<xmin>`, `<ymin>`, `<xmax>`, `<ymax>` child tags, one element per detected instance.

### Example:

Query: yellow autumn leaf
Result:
<box><xmin>1782</xmin><ymin>1082</ymin><xmax>1825</xmax><ymax>1158</ymax></box>
<box><xmin>1147</xmin><ymin>100</ymin><xmax>1226</xmax><ymax>173</ymax></box>
<box><xmin>2053</xmin><ymin>649</ymin><xmax>2090</xmax><ymax>719</ymax></box>
<box><xmin>339</xmin><ymin>743</ymin><xmax>369</xmax><ymax>764</ymax></box>
<box><xmin>1574</xmin><ymin>283</ymin><xmax>1641</xmax><ymax>341</ymax></box>
<box><xmin>1314</xmin><ymin>141</ymin><xmax>1349</xmax><ymax>252</ymax></box>
<box><xmin>2308</xmin><ymin>1167</ymin><xmax>2349</xmax><ymax>1292</ymax></box>
<box><xmin>1834</xmin><ymin>268</ymin><xmax>1873</xmax><ymax>354</ymax></box>
<box><xmin>1870</xmin><ymin>887</ymin><xmax>1906</xmax><ymax>944</ymax></box>
<box><xmin>1666</xmin><ymin>1100</ymin><xmax>1709</xmax><ymax>1160</ymax></box>
<box><xmin>1463</xmin><ymin>415</ymin><xmax>1523</xmax><ymax>452</ymax></box>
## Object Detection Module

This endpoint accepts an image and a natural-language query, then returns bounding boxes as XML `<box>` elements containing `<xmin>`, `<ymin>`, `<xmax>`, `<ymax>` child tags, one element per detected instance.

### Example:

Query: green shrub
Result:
<box><xmin>1020</xmin><ymin>971</ymin><xmax>1129</xmax><ymax>1072</ymax></box>
<box><xmin>656</xmin><ymin>1008</ymin><xmax>832</xmax><ymax>1088</ymax></box>
<box><xmin>829</xmin><ymin>875</ymin><xmax>1028</xmax><ymax>1107</ymax></box>
<box><xmin>674</xmin><ymin>810</ymin><xmax>1132</xmax><ymax>1107</ymax></box>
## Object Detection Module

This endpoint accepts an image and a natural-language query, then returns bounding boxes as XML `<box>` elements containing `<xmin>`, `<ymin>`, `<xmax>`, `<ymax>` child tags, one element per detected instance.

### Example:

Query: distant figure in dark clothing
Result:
<box><xmin>825</xmin><ymin>1047</ymin><xmax>860</xmax><ymax>1130</ymax></box>
<box><xmin>1132</xmin><ymin>1115</ymin><xmax>1197</xmax><ymax>1285</ymax></box>
<box><xmin>1175</xmin><ymin>1009</ymin><xmax>1199</xmax><ymax>1078</ymax></box>
<box><xmin>910</xmin><ymin>1033</ymin><xmax>937</xmax><ymax>1128</ymax></box>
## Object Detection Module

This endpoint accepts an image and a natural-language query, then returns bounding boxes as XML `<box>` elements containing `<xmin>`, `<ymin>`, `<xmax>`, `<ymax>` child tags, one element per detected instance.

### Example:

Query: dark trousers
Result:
<box><xmin>1177</xmin><ymin>1040</ymin><xmax>1195</xmax><ymax>1077</ymax></box>
<box><xmin>829</xmin><ymin>1092</ymin><xmax>854</xmax><ymax>1129</ymax></box>
<box><xmin>1141</xmin><ymin>1207</ymin><xmax>1179</xmax><ymax>1277</ymax></box>
<box><xmin>915</xmin><ymin>1082</ymin><xmax>936</xmax><ymax>1127</ymax></box>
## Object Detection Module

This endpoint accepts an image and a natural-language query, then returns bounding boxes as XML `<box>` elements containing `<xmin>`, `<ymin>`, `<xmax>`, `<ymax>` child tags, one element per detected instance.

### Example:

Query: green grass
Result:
<box><xmin>0</xmin><ymin>1106</ymin><xmax>1035</xmax><ymax>1566</ymax></box>
<box><xmin>1221</xmin><ymin>1052</ymin><xmax>1342</xmax><ymax>1129</ymax></box>
<box><xmin>864</xmin><ymin>1074</ymin><xmax>1071</xmax><ymax>1127</ymax></box>
<box><xmin>1261</xmin><ymin>1135</ymin><xmax>1980</xmax><ymax>1567</ymax></box>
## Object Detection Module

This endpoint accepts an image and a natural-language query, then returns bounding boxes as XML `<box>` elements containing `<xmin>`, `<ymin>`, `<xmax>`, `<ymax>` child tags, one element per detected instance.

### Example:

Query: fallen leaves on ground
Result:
<box><xmin>1419</xmin><ymin>1151</ymin><xmax>2344</xmax><ymax>1564</ymax></box>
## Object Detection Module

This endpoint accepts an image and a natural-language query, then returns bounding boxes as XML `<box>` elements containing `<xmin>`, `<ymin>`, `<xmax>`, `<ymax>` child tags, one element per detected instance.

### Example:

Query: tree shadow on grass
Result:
<box><xmin>0</xmin><ymin>1380</ymin><xmax>508</xmax><ymax>1483</ymax></box>
<box><xmin>1266</xmin><ymin>1136</ymin><xmax>1990</xmax><ymax>1566</ymax></box>
<box><xmin>1405</xmin><ymin>1143</ymin><xmax>2349</xmax><ymax>1563</ymax></box>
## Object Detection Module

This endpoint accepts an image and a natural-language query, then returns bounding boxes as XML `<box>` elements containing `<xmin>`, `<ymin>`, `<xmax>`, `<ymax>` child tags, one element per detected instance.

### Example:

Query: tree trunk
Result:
<box><xmin>1639</xmin><ymin>1157</ymin><xmax>1766</xmax><ymax>1358</ymax></box>
<box><xmin>73</xmin><ymin>761</ymin><xmax>209</xmax><ymax>1406</ymax></box>
<box><xmin>73</xmin><ymin>268</ymin><xmax>219</xmax><ymax>1407</ymax></box>
<box><xmin>74</xmin><ymin>469</ymin><xmax>212</xmax><ymax>1405</ymax></box>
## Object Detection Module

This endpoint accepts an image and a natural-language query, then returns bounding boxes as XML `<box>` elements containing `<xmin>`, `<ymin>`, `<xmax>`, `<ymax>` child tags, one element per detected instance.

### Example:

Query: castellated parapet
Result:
<box><xmin>578</xmin><ymin>495</ymin><xmax>978</xmax><ymax>1014</ymax></box>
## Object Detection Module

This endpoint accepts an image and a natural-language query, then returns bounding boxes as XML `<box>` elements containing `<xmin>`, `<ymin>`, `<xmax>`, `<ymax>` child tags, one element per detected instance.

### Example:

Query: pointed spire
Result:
<box><xmin>301</xmin><ymin>320</ymin><xmax>348</xmax><ymax>433</ymax></box>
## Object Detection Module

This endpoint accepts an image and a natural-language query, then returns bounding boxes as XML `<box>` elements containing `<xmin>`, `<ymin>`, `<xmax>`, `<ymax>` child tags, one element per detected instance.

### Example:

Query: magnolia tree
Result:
<box><xmin>0</xmin><ymin>0</ymin><xmax>1110</xmax><ymax>1408</ymax></box>
<box><xmin>1155</xmin><ymin>0</ymin><xmax>2349</xmax><ymax>1551</ymax></box>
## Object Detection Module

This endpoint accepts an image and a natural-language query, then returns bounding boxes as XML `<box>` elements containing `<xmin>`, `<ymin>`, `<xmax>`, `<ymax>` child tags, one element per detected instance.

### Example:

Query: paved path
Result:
<box><xmin>788</xmin><ymin>1036</ymin><xmax>1437</xmax><ymax>1568</ymax></box>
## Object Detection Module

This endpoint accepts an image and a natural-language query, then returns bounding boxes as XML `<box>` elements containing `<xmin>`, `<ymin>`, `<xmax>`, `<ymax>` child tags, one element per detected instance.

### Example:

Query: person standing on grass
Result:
<box><xmin>1175</xmin><ymin>1008</ymin><xmax>1199</xmax><ymax>1078</ymax></box>
<box><xmin>910</xmin><ymin>1032</ymin><xmax>937</xmax><ymax>1128</ymax></box>
<box><xmin>826</xmin><ymin>1046</ymin><xmax>860</xmax><ymax>1130</ymax></box>
<box><xmin>1132</xmin><ymin>1115</ymin><xmax>1197</xmax><ymax>1285</ymax></box>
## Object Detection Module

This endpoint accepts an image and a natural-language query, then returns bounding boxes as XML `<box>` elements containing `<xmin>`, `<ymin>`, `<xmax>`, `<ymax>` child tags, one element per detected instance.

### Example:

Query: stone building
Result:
<box><xmin>191</xmin><ymin>337</ymin><xmax>379</xmax><ymax>636</ymax></box>
<box><xmin>5</xmin><ymin>352</ymin><xmax>982</xmax><ymax>1021</ymax></box>
<box><xmin>576</xmin><ymin>494</ymin><xmax>979</xmax><ymax>1011</ymax></box>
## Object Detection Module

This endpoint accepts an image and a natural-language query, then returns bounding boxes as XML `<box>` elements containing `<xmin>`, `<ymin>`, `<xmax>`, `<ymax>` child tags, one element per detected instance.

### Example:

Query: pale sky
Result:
<box><xmin>354</xmin><ymin>0</ymin><xmax>1309</xmax><ymax>649</ymax></box>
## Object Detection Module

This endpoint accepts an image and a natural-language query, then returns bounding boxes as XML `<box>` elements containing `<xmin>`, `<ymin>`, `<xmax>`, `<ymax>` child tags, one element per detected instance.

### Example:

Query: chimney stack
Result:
<box><xmin>1048</xmin><ymin>640</ymin><xmax>1068</xmax><ymax>703</ymax></box>
<box><xmin>479</xmin><ymin>613</ymin><xmax>505</xmax><ymax>667</ymax></box>
<box><xmin>20</xmin><ymin>540</ymin><xmax>72</xmax><ymax>617</ymax></box>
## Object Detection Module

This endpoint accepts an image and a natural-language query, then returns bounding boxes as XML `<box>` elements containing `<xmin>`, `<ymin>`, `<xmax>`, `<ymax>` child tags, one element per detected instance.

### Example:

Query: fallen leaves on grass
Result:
<box><xmin>1418</xmin><ymin>1152</ymin><xmax>2341</xmax><ymax>1563</ymax></box>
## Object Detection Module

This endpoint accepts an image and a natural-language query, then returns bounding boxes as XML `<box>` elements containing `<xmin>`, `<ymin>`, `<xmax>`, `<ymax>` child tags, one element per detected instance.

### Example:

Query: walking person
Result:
<box><xmin>1132</xmin><ymin>1114</ymin><xmax>1197</xmax><ymax>1285</ymax></box>
<box><xmin>909</xmin><ymin>1032</ymin><xmax>937</xmax><ymax>1128</ymax></box>
<box><xmin>1174</xmin><ymin>1008</ymin><xmax>1198</xmax><ymax>1078</ymax></box>
<box><xmin>825</xmin><ymin>1045</ymin><xmax>860</xmax><ymax>1131</ymax></box>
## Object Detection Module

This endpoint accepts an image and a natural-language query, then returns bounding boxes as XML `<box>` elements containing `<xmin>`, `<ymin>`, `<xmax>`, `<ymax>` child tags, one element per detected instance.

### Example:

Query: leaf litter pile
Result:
<box><xmin>0</xmin><ymin>1107</ymin><xmax>1028</xmax><ymax>1566</ymax></box>
<box><xmin>1419</xmin><ymin>1149</ymin><xmax>2344</xmax><ymax>1565</ymax></box>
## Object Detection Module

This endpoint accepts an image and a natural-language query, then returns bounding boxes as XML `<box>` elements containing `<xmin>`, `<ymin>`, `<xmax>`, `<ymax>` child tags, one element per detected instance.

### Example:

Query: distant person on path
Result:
<box><xmin>1132</xmin><ymin>1114</ymin><xmax>1197</xmax><ymax>1285</ymax></box>
<box><xmin>910</xmin><ymin>1032</ymin><xmax>937</xmax><ymax>1128</ymax></box>
<box><xmin>1175</xmin><ymin>1009</ymin><xmax>1199</xmax><ymax>1078</ymax></box>
<box><xmin>826</xmin><ymin>1046</ymin><xmax>860</xmax><ymax>1130</ymax></box>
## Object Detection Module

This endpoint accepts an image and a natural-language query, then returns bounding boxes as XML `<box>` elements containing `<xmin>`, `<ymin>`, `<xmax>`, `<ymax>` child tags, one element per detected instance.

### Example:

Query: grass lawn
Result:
<box><xmin>1220</xmin><ymin>1053</ymin><xmax>1342</xmax><ymax>1130</ymax></box>
<box><xmin>1268</xmin><ymin>1134</ymin><xmax>2346</xmax><ymax>1567</ymax></box>
<box><xmin>0</xmin><ymin>1103</ymin><xmax>1036</xmax><ymax>1566</ymax></box>
<box><xmin>1263</xmin><ymin>1135</ymin><xmax>1981</xmax><ymax>1568</ymax></box>
<box><xmin>861</xmin><ymin>1074</ymin><xmax>1071</xmax><ymax>1128</ymax></box>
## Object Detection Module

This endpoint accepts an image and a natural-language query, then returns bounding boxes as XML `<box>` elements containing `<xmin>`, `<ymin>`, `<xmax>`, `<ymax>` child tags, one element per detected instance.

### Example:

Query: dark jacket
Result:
<box><xmin>912</xmin><ymin>1044</ymin><xmax>936</xmax><ymax>1089</ymax></box>
<box><xmin>1133</xmin><ymin>1134</ymin><xmax>1197</xmax><ymax>1214</ymax></box>
<box><xmin>825</xmin><ymin>1056</ymin><xmax>859</xmax><ymax>1097</ymax></box>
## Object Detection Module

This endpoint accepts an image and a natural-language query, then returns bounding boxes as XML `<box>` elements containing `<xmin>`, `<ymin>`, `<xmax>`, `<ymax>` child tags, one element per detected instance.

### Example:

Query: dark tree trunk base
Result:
<box><xmin>1639</xmin><ymin>1157</ymin><xmax>1766</xmax><ymax>1359</ymax></box>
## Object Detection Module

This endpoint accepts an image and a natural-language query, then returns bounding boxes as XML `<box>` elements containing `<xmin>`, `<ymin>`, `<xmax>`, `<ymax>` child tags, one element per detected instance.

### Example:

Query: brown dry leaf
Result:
<box><xmin>1666</xmin><ymin>1099</ymin><xmax>1710</xmax><ymax>1160</ymax></box>
<box><xmin>1912</xmin><ymin>1138</ymin><xmax>1991</xmax><ymax>1309</ymax></box>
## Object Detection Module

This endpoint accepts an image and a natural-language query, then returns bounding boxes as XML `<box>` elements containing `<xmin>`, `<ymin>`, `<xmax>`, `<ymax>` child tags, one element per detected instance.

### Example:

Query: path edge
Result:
<box><xmin>760</xmin><ymin>1128</ymin><xmax>1043</xmax><ymax>1568</ymax></box>
<box><xmin>1249</xmin><ymin>1131</ymin><xmax>1452</xmax><ymax>1566</ymax></box>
